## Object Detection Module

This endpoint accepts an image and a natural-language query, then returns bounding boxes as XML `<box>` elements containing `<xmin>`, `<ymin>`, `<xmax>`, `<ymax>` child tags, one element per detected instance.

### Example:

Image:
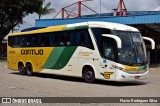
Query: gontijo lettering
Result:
<box><xmin>21</xmin><ymin>49</ymin><xmax>43</xmax><ymax>55</ymax></box>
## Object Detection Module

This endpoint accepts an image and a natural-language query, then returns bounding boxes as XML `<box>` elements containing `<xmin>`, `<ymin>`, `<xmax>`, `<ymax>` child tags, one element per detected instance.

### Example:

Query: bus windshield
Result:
<box><xmin>112</xmin><ymin>31</ymin><xmax>147</xmax><ymax>65</ymax></box>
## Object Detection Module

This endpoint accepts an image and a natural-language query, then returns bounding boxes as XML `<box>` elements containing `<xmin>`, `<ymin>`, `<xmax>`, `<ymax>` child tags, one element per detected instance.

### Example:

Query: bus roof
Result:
<box><xmin>9</xmin><ymin>21</ymin><xmax>139</xmax><ymax>36</ymax></box>
<box><xmin>88</xmin><ymin>21</ymin><xmax>139</xmax><ymax>31</ymax></box>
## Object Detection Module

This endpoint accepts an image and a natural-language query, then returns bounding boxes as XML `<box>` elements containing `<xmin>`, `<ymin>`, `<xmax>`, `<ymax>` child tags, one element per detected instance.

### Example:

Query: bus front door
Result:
<box><xmin>99</xmin><ymin>39</ymin><xmax>116</xmax><ymax>80</ymax></box>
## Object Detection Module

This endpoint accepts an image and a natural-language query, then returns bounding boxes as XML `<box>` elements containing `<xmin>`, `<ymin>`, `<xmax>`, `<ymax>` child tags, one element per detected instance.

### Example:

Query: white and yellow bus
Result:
<box><xmin>7</xmin><ymin>21</ymin><xmax>155</xmax><ymax>82</ymax></box>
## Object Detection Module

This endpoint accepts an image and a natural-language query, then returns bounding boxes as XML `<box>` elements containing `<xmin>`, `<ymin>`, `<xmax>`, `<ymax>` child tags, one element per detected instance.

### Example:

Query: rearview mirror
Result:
<box><xmin>102</xmin><ymin>34</ymin><xmax>122</xmax><ymax>49</ymax></box>
<box><xmin>143</xmin><ymin>37</ymin><xmax>155</xmax><ymax>49</ymax></box>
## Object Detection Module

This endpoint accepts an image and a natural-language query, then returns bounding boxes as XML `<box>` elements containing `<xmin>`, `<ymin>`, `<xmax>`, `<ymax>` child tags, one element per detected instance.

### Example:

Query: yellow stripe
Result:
<box><xmin>8</xmin><ymin>25</ymin><xmax>67</xmax><ymax>36</ymax></box>
<box><xmin>79</xmin><ymin>54</ymin><xmax>90</xmax><ymax>56</ymax></box>
<box><xmin>123</xmin><ymin>65</ymin><xmax>139</xmax><ymax>71</ymax></box>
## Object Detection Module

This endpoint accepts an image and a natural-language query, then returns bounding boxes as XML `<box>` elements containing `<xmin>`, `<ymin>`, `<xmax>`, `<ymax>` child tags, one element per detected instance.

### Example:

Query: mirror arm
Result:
<box><xmin>143</xmin><ymin>37</ymin><xmax>155</xmax><ymax>49</ymax></box>
<box><xmin>102</xmin><ymin>34</ymin><xmax>122</xmax><ymax>49</ymax></box>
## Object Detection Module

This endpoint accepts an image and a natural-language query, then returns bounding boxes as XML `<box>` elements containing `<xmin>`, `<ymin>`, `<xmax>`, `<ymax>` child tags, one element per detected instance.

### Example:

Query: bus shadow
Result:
<box><xmin>95</xmin><ymin>80</ymin><xmax>148</xmax><ymax>86</ymax></box>
<box><xmin>10</xmin><ymin>72</ymin><xmax>84</xmax><ymax>83</ymax></box>
<box><xmin>10</xmin><ymin>72</ymin><xmax>148</xmax><ymax>86</ymax></box>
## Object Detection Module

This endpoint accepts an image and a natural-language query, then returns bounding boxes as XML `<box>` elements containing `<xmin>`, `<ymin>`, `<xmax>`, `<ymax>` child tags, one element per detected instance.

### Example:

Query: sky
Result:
<box><xmin>15</xmin><ymin>0</ymin><xmax>160</xmax><ymax>32</ymax></box>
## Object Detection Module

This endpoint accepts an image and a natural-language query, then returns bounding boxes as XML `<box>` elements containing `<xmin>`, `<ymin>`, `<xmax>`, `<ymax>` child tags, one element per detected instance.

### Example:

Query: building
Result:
<box><xmin>35</xmin><ymin>11</ymin><xmax>160</xmax><ymax>64</ymax></box>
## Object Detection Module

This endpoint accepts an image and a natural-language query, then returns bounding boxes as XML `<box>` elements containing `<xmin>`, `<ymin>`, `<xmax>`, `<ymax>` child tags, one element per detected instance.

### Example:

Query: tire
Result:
<box><xmin>83</xmin><ymin>67</ymin><xmax>95</xmax><ymax>83</ymax></box>
<box><xmin>26</xmin><ymin>63</ymin><xmax>33</xmax><ymax>76</ymax></box>
<box><xmin>18</xmin><ymin>63</ymin><xmax>26</xmax><ymax>75</ymax></box>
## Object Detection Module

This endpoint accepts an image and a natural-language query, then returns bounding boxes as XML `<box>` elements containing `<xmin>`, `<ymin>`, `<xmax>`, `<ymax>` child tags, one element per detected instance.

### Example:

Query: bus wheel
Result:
<box><xmin>83</xmin><ymin>67</ymin><xmax>95</xmax><ymax>83</ymax></box>
<box><xmin>26</xmin><ymin>63</ymin><xmax>33</xmax><ymax>76</ymax></box>
<box><xmin>18</xmin><ymin>63</ymin><xmax>26</xmax><ymax>75</ymax></box>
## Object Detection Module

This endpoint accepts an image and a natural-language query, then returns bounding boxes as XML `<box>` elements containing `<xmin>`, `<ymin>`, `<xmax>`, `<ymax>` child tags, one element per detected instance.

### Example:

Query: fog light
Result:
<box><xmin>121</xmin><ymin>75</ymin><xmax>125</xmax><ymax>78</ymax></box>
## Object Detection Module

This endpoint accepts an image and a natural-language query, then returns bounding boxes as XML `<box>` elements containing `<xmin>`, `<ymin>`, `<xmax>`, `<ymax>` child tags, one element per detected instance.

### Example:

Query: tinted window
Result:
<box><xmin>104</xmin><ymin>40</ymin><xmax>115</xmax><ymax>60</ymax></box>
<box><xmin>74</xmin><ymin>29</ymin><xmax>94</xmax><ymax>49</ymax></box>
<box><xmin>91</xmin><ymin>28</ymin><xmax>111</xmax><ymax>45</ymax></box>
<box><xmin>8</xmin><ymin>28</ymin><xmax>94</xmax><ymax>49</ymax></box>
<box><xmin>91</xmin><ymin>28</ymin><xmax>111</xmax><ymax>56</ymax></box>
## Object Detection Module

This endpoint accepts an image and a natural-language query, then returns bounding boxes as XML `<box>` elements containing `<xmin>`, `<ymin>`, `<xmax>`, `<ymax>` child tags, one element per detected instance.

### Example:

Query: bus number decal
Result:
<box><xmin>9</xmin><ymin>51</ymin><xmax>16</xmax><ymax>54</ymax></box>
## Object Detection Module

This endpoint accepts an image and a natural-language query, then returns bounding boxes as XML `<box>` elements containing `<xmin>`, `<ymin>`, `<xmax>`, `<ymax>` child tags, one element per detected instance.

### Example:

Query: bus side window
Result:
<box><xmin>41</xmin><ymin>34</ymin><xmax>50</xmax><ymax>47</ymax></box>
<box><xmin>60</xmin><ymin>33</ymin><xmax>64</xmax><ymax>46</ymax></box>
<box><xmin>21</xmin><ymin>36</ymin><xmax>27</xmax><ymax>47</ymax></box>
<box><xmin>105</xmin><ymin>46</ymin><xmax>115</xmax><ymax>60</ymax></box>
<box><xmin>76</xmin><ymin>31</ymin><xmax>81</xmax><ymax>46</ymax></box>
<box><xmin>79</xmin><ymin>29</ymin><xmax>94</xmax><ymax>49</ymax></box>
<box><xmin>26</xmin><ymin>36</ymin><xmax>31</xmax><ymax>47</ymax></box>
<box><xmin>91</xmin><ymin>28</ymin><xmax>101</xmax><ymax>46</ymax></box>
<box><xmin>70</xmin><ymin>31</ymin><xmax>74</xmax><ymax>46</ymax></box>
<box><xmin>59</xmin><ymin>31</ymin><xmax>70</xmax><ymax>46</ymax></box>
<box><xmin>92</xmin><ymin>28</ymin><xmax>111</xmax><ymax>43</ymax></box>
<box><xmin>80</xmin><ymin>30</ymin><xmax>85</xmax><ymax>46</ymax></box>
<box><xmin>13</xmin><ymin>36</ymin><xmax>23</xmax><ymax>47</ymax></box>
<box><xmin>66</xmin><ymin>31</ymin><xmax>71</xmax><ymax>46</ymax></box>
<box><xmin>91</xmin><ymin>28</ymin><xmax>111</xmax><ymax>54</ymax></box>
<box><xmin>84</xmin><ymin>29</ymin><xmax>94</xmax><ymax>49</ymax></box>
<box><xmin>36</xmin><ymin>34</ymin><xmax>42</xmax><ymax>47</ymax></box>
<box><xmin>46</xmin><ymin>33</ymin><xmax>53</xmax><ymax>47</ymax></box>
<box><xmin>50</xmin><ymin>33</ymin><xmax>55</xmax><ymax>46</ymax></box>
<box><xmin>8</xmin><ymin>36</ymin><xmax>15</xmax><ymax>47</ymax></box>
<box><xmin>70</xmin><ymin>31</ymin><xmax>76</xmax><ymax>46</ymax></box>
<box><xmin>54</xmin><ymin>34</ymin><xmax>59</xmax><ymax>46</ymax></box>
<box><xmin>31</xmin><ymin>36</ymin><xmax>37</xmax><ymax>47</ymax></box>
<box><xmin>37</xmin><ymin>35</ymin><xmax>42</xmax><ymax>47</ymax></box>
<box><xmin>103</xmin><ymin>39</ymin><xmax>115</xmax><ymax>61</ymax></box>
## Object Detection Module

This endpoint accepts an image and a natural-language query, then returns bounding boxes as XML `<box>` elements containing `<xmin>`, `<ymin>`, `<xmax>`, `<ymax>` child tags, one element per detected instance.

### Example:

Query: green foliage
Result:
<box><xmin>0</xmin><ymin>0</ymin><xmax>43</xmax><ymax>37</ymax></box>
<box><xmin>37</xmin><ymin>1</ymin><xmax>55</xmax><ymax>19</ymax></box>
<box><xmin>0</xmin><ymin>0</ymin><xmax>44</xmax><ymax>56</ymax></box>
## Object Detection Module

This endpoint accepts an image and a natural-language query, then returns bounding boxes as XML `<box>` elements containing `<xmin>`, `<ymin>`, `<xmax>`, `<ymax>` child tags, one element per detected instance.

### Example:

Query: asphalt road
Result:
<box><xmin>0</xmin><ymin>61</ymin><xmax>160</xmax><ymax>106</ymax></box>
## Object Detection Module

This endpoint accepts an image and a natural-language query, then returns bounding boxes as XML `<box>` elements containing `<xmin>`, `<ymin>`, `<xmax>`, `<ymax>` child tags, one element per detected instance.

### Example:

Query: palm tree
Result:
<box><xmin>37</xmin><ymin>1</ymin><xmax>55</xmax><ymax>19</ymax></box>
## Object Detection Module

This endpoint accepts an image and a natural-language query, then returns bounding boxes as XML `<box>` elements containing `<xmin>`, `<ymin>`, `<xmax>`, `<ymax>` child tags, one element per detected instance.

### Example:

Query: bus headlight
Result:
<box><xmin>114</xmin><ymin>66</ymin><xmax>129</xmax><ymax>72</ymax></box>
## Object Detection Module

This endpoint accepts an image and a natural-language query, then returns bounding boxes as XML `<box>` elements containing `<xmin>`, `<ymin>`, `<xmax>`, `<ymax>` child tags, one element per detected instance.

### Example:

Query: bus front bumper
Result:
<box><xmin>116</xmin><ymin>70</ymin><xmax>149</xmax><ymax>81</ymax></box>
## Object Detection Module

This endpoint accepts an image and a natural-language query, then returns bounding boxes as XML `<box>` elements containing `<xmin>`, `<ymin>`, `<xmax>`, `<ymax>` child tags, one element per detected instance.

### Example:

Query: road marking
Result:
<box><xmin>8</xmin><ymin>86</ymin><xmax>16</xmax><ymax>89</ymax></box>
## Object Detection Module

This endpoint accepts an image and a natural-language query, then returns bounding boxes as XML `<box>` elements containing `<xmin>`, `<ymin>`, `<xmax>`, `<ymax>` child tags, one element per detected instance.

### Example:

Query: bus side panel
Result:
<box><xmin>64</xmin><ymin>56</ymin><xmax>79</xmax><ymax>77</ymax></box>
<box><xmin>98</xmin><ymin>59</ymin><xmax>116</xmax><ymax>81</ymax></box>
<box><xmin>8</xmin><ymin>56</ymin><xmax>18</xmax><ymax>71</ymax></box>
<box><xmin>23</xmin><ymin>47</ymin><xmax>53</xmax><ymax>72</ymax></box>
<box><xmin>7</xmin><ymin>47</ymin><xmax>53</xmax><ymax>72</ymax></box>
<box><xmin>78</xmin><ymin>46</ymin><xmax>99</xmax><ymax>78</ymax></box>
<box><xmin>39</xmin><ymin>46</ymin><xmax>79</xmax><ymax>77</ymax></box>
<box><xmin>40</xmin><ymin>46</ymin><xmax>99</xmax><ymax>78</ymax></box>
<box><xmin>8</xmin><ymin>47</ymin><xmax>21</xmax><ymax>71</ymax></box>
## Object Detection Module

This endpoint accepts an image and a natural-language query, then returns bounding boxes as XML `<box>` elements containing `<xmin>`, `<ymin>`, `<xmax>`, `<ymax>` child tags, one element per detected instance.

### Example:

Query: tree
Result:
<box><xmin>37</xmin><ymin>1</ymin><xmax>55</xmax><ymax>19</ymax></box>
<box><xmin>0</xmin><ymin>0</ymin><xmax>44</xmax><ymax>57</ymax></box>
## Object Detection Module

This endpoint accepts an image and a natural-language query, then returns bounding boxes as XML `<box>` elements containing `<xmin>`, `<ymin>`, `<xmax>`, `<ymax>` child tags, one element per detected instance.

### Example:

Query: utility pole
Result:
<box><xmin>100</xmin><ymin>0</ymin><xmax>101</xmax><ymax>14</ymax></box>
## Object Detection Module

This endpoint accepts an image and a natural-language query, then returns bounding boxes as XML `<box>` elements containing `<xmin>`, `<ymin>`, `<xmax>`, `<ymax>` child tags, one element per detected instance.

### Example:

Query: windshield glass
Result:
<box><xmin>112</xmin><ymin>31</ymin><xmax>147</xmax><ymax>65</ymax></box>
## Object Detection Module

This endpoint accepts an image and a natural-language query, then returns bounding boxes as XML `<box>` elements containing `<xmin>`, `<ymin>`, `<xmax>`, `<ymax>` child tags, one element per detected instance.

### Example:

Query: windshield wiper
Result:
<box><xmin>136</xmin><ymin>44</ymin><xmax>144</xmax><ymax>64</ymax></box>
<box><xmin>128</xmin><ymin>44</ymin><xmax>144</xmax><ymax>65</ymax></box>
<box><xmin>128</xmin><ymin>46</ymin><xmax>136</xmax><ymax>65</ymax></box>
